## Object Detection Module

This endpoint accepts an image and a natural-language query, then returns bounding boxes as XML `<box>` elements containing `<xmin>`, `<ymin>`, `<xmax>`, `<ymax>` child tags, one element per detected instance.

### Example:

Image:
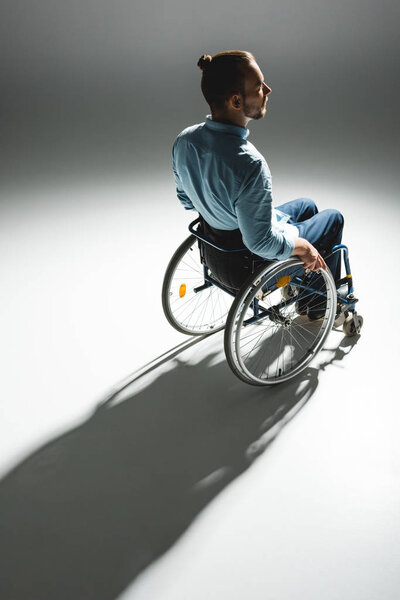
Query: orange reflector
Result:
<box><xmin>179</xmin><ymin>283</ymin><xmax>187</xmax><ymax>298</ymax></box>
<box><xmin>276</xmin><ymin>275</ymin><xmax>291</xmax><ymax>288</ymax></box>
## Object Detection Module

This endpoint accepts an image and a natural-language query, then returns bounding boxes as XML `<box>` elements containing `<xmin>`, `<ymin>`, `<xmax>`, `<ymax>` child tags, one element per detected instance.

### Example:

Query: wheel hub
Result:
<box><xmin>269</xmin><ymin>307</ymin><xmax>292</xmax><ymax>328</ymax></box>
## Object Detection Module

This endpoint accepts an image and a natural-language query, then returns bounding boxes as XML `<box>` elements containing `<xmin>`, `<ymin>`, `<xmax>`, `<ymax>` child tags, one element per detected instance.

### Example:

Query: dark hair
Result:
<box><xmin>197</xmin><ymin>50</ymin><xmax>255</xmax><ymax>110</ymax></box>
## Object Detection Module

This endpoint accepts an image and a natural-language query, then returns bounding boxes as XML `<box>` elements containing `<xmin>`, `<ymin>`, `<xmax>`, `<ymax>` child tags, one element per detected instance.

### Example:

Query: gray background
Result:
<box><xmin>1</xmin><ymin>3</ymin><xmax>400</xmax><ymax>599</ymax></box>
<box><xmin>1</xmin><ymin>0</ymin><xmax>399</xmax><ymax>194</ymax></box>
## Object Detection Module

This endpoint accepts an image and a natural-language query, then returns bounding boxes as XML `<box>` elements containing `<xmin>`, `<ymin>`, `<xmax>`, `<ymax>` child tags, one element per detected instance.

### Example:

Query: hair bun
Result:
<box><xmin>197</xmin><ymin>54</ymin><xmax>213</xmax><ymax>71</ymax></box>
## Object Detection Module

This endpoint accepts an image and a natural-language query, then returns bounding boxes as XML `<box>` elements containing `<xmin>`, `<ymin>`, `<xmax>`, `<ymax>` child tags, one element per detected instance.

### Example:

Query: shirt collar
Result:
<box><xmin>204</xmin><ymin>115</ymin><xmax>249</xmax><ymax>139</ymax></box>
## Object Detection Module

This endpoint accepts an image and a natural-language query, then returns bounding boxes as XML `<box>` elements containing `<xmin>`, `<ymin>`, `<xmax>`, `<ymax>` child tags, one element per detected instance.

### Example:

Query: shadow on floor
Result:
<box><xmin>0</xmin><ymin>333</ymin><xmax>357</xmax><ymax>600</ymax></box>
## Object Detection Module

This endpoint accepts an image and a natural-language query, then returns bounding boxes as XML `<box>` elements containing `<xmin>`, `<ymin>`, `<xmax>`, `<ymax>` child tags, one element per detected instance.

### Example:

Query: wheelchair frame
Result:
<box><xmin>162</xmin><ymin>217</ymin><xmax>362</xmax><ymax>385</ymax></box>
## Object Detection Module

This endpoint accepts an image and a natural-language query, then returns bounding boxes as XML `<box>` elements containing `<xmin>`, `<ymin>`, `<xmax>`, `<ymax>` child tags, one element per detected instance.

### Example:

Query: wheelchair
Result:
<box><xmin>162</xmin><ymin>217</ymin><xmax>363</xmax><ymax>386</ymax></box>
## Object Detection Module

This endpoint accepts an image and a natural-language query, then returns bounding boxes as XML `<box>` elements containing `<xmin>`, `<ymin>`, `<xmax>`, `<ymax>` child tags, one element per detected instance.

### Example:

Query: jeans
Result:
<box><xmin>276</xmin><ymin>198</ymin><xmax>344</xmax><ymax>283</ymax></box>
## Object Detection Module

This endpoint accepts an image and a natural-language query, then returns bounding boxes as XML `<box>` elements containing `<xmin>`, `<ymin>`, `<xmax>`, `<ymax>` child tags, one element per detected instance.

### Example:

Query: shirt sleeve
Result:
<box><xmin>234</xmin><ymin>159</ymin><xmax>295</xmax><ymax>260</ymax></box>
<box><xmin>172</xmin><ymin>139</ymin><xmax>195</xmax><ymax>211</ymax></box>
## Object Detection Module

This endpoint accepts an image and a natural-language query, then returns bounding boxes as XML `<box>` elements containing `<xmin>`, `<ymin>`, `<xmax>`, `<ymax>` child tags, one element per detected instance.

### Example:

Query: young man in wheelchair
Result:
<box><xmin>172</xmin><ymin>50</ymin><xmax>344</xmax><ymax>320</ymax></box>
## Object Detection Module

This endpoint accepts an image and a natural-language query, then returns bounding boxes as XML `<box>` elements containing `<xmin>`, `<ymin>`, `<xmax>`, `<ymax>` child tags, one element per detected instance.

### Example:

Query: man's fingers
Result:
<box><xmin>318</xmin><ymin>255</ymin><xmax>327</xmax><ymax>270</ymax></box>
<box><xmin>300</xmin><ymin>251</ymin><xmax>327</xmax><ymax>272</ymax></box>
<box><xmin>305</xmin><ymin>261</ymin><xmax>317</xmax><ymax>271</ymax></box>
<box><xmin>303</xmin><ymin>255</ymin><xmax>326</xmax><ymax>272</ymax></box>
<box><xmin>302</xmin><ymin>259</ymin><xmax>316</xmax><ymax>270</ymax></box>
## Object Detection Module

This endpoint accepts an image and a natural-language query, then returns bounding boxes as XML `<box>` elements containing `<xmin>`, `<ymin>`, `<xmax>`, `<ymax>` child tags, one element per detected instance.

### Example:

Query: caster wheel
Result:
<box><xmin>343</xmin><ymin>314</ymin><xmax>363</xmax><ymax>337</ymax></box>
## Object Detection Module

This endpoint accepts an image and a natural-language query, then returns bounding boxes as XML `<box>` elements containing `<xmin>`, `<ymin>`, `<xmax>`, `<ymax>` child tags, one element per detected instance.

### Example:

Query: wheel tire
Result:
<box><xmin>343</xmin><ymin>314</ymin><xmax>363</xmax><ymax>337</ymax></box>
<box><xmin>162</xmin><ymin>235</ymin><xmax>233</xmax><ymax>335</ymax></box>
<box><xmin>224</xmin><ymin>258</ymin><xmax>337</xmax><ymax>385</ymax></box>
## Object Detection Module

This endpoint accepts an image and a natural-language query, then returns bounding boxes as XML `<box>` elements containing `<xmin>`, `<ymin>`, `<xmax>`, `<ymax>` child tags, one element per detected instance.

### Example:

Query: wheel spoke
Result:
<box><xmin>162</xmin><ymin>236</ymin><xmax>232</xmax><ymax>334</ymax></box>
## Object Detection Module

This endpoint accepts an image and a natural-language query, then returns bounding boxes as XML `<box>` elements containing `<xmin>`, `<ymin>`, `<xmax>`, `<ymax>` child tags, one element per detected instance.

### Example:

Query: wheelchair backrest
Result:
<box><xmin>189</xmin><ymin>216</ymin><xmax>256</xmax><ymax>291</ymax></box>
<box><xmin>188</xmin><ymin>217</ymin><xmax>247</xmax><ymax>253</ymax></box>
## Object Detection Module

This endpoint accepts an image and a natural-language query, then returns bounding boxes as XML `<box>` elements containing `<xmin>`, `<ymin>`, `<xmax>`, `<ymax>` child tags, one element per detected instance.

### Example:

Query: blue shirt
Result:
<box><xmin>172</xmin><ymin>115</ymin><xmax>297</xmax><ymax>260</ymax></box>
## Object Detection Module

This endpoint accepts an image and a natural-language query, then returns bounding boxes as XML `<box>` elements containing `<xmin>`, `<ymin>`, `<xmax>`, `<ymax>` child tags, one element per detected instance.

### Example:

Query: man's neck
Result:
<box><xmin>211</xmin><ymin>112</ymin><xmax>250</xmax><ymax>129</ymax></box>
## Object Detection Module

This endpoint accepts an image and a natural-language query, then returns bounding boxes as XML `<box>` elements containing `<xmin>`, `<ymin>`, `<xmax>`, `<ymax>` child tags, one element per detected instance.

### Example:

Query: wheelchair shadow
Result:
<box><xmin>0</xmin><ymin>333</ymin><xmax>358</xmax><ymax>600</ymax></box>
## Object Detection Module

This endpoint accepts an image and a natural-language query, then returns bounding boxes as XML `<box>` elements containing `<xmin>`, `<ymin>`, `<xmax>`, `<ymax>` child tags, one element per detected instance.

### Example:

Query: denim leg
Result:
<box><xmin>295</xmin><ymin>209</ymin><xmax>344</xmax><ymax>282</ymax></box>
<box><xmin>276</xmin><ymin>198</ymin><xmax>318</xmax><ymax>222</ymax></box>
<box><xmin>275</xmin><ymin>199</ymin><xmax>344</xmax><ymax>282</ymax></box>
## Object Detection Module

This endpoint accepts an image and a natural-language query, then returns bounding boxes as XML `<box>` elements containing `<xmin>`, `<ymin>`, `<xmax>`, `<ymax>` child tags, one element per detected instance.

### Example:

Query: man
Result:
<box><xmin>172</xmin><ymin>51</ymin><xmax>344</xmax><ymax>318</ymax></box>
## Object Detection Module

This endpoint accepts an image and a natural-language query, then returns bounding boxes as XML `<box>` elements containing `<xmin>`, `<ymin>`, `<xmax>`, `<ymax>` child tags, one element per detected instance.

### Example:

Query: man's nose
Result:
<box><xmin>263</xmin><ymin>83</ymin><xmax>272</xmax><ymax>95</ymax></box>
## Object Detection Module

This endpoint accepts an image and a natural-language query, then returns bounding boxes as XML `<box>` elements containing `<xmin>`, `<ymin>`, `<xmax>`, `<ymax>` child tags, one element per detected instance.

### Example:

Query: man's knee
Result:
<box><xmin>294</xmin><ymin>198</ymin><xmax>318</xmax><ymax>219</ymax></box>
<box><xmin>325</xmin><ymin>208</ymin><xmax>344</xmax><ymax>232</ymax></box>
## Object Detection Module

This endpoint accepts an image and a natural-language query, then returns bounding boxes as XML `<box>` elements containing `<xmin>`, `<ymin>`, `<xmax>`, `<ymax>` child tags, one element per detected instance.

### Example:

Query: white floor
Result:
<box><xmin>1</xmin><ymin>174</ymin><xmax>399</xmax><ymax>599</ymax></box>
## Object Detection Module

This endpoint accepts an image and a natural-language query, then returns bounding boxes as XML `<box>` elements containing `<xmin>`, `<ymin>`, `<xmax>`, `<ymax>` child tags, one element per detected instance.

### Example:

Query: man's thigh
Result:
<box><xmin>276</xmin><ymin>198</ymin><xmax>318</xmax><ymax>223</ymax></box>
<box><xmin>295</xmin><ymin>209</ymin><xmax>344</xmax><ymax>251</ymax></box>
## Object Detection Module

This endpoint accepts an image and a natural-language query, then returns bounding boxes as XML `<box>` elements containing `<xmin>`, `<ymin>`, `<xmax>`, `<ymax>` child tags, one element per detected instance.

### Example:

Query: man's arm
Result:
<box><xmin>235</xmin><ymin>159</ymin><xmax>326</xmax><ymax>271</ymax></box>
<box><xmin>235</xmin><ymin>159</ymin><xmax>295</xmax><ymax>260</ymax></box>
<box><xmin>173</xmin><ymin>166</ymin><xmax>195</xmax><ymax>210</ymax></box>
<box><xmin>172</xmin><ymin>139</ymin><xmax>195</xmax><ymax>210</ymax></box>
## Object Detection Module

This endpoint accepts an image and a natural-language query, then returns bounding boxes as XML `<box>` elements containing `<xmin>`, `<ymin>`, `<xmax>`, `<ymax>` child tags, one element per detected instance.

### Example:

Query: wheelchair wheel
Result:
<box><xmin>162</xmin><ymin>234</ymin><xmax>233</xmax><ymax>335</ymax></box>
<box><xmin>224</xmin><ymin>258</ymin><xmax>337</xmax><ymax>385</ymax></box>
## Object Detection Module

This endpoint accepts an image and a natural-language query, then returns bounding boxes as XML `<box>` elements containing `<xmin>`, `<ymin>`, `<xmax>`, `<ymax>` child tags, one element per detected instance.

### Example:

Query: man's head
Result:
<box><xmin>197</xmin><ymin>50</ymin><xmax>271</xmax><ymax>126</ymax></box>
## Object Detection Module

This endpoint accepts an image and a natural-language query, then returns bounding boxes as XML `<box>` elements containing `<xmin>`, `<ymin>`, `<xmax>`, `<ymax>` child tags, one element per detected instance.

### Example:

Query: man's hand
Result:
<box><xmin>292</xmin><ymin>237</ymin><xmax>327</xmax><ymax>271</ymax></box>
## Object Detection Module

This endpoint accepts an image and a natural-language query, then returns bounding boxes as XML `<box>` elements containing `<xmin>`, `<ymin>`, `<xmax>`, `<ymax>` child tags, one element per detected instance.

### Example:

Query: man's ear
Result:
<box><xmin>230</xmin><ymin>94</ymin><xmax>241</xmax><ymax>109</ymax></box>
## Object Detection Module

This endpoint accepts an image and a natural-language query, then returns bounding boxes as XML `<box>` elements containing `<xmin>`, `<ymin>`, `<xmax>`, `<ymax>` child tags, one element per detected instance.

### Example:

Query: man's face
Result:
<box><xmin>241</xmin><ymin>61</ymin><xmax>271</xmax><ymax>120</ymax></box>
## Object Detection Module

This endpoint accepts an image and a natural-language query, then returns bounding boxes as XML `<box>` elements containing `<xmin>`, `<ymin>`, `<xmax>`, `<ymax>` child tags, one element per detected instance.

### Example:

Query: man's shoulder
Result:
<box><xmin>172</xmin><ymin>121</ymin><xmax>270</xmax><ymax>176</ymax></box>
<box><xmin>235</xmin><ymin>142</ymin><xmax>269</xmax><ymax>175</ymax></box>
<box><xmin>239</xmin><ymin>140</ymin><xmax>266</xmax><ymax>164</ymax></box>
<box><xmin>174</xmin><ymin>122</ymin><xmax>205</xmax><ymax>143</ymax></box>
